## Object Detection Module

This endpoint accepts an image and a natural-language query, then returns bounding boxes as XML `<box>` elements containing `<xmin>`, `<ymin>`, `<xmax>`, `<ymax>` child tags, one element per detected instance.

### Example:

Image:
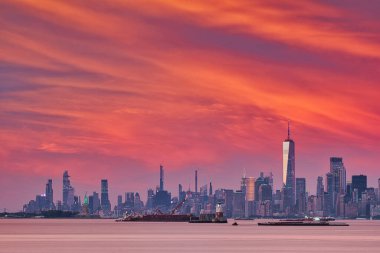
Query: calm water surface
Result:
<box><xmin>0</xmin><ymin>219</ymin><xmax>379</xmax><ymax>253</ymax></box>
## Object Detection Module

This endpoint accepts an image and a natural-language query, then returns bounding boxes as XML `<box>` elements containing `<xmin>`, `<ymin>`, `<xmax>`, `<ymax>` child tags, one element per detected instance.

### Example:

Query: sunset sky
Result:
<box><xmin>1</xmin><ymin>0</ymin><xmax>380</xmax><ymax>211</ymax></box>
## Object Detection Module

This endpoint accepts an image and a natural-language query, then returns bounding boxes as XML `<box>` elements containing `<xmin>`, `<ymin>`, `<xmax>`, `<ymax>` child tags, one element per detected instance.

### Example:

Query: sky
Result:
<box><xmin>1</xmin><ymin>0</ymin><xmax>380</xmax><ymax>211</ymax></box>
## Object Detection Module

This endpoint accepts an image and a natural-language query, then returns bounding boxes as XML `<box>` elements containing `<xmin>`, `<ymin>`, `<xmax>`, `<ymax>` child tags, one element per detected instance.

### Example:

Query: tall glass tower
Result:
<box><xmin>283</xmin><ymin>122</ymin><xmax>295</xmax><ymax>208</ymax></box>
<box><xmin>330</xmin><ymin>157</ymin><xmax>346</xmax><ymax>194</ymax></box>
<box><xmin>62</xmin><ymin>170</ymin><xmax>74</xmax><ymax>210</ymax></box>
<box><xmin>101</xmin><ymin>179</ymin><xmax>111</xmax><ymax>213</ymax></box>
<box><xmin>45</xmin><ymin>179</ymin><xmax>54</xmax><ymax>209</ymax></box>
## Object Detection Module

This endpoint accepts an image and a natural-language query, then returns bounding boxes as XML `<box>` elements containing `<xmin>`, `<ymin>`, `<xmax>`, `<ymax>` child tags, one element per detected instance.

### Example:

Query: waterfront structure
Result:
<box><xmin>283</xmin><ymin>122</ymin><xmax>295</xmax><ymax>211</ymax></box>
<box><xmin>101</xmin><ymin>179</ymin><xmax>111</xmax><ymax>214</ymax></box>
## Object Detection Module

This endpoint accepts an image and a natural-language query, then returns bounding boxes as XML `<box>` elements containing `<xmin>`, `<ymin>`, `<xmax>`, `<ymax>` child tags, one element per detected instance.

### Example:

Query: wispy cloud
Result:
<box><xmin>1</xmin><ymin>0</ymin><xmax>379</xmax><ymax>210</ymax></box>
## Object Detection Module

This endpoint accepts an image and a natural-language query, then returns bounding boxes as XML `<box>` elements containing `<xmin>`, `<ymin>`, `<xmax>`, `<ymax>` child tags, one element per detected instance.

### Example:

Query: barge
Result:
<box><xmin>258</xmin><ymin>217</ymin><xmax>348</xmax><ymax>226</ymax></box>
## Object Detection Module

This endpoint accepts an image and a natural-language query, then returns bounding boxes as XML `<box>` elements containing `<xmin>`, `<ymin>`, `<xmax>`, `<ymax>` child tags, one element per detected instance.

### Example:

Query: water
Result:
<box><xmin>0</xmin><ymin>219</ymin><xmax>379</xmax><ymax>253</ymax></box>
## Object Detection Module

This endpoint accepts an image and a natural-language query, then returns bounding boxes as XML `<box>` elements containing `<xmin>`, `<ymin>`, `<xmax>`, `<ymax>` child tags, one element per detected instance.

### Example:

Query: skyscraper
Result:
<box><xmin>125</xmin><ymin>192</ymin><xmax>135</xmax><ymax>209</ymax></box>
<box><xmin>245</xmin><ymin>177</ymin><xmax>255</xmax><ymax>202</ymax></box>
<box><xmin>316</xmin><ymin>176</ymin><xmax>324</xmax><ymax>212</ymax></box>
<box><xmin>316</xmin><ymin>176</ymin><xmax>324</xmax><ymax>197</ymax></box>
<box><xmin>154</xmin><ymin>166</ymin><xmax>171</xmax><ymax>210</ymax></box>
<box><xmin>258</xmin><ymin>184</ymin><xmax>272</xmax><ymax>202</ymax></box>
<box><xmin>178</xmin><ymin>184</ymin><xmax>183</xmax><ymax>199</ymax></box>
<box><xmin>245</xmin><ymin>177</ymin><xmax>255</xmax><ymax>218</ymax></box>
<box><xmin>146</xmin><ymin>189</ymin><xmax>154</xmax><ymax>210</ymax></box>
<box><xmin>283</xmin><ymin>122</ymin><xmax>295</xmax><ymax>208</ymax></box>
<box><xmin>92</xmin><ymin>191</ymin><xmax>100</xmax><ymax>214</ymax></box>
<box><xmin>241</xmin><ymin>173</ymin><xmax>247</xmax><ymax>198</ymax></box>
<box><xmin>159</xmin><ymin>164</ymin><xmax>164</xmax><ymax>191</ymax></box>
<box><xmin>195</xmin><ymin>170</ymin><xmax>198</xmax><ymax>193</ymax></box>
<box><xmin>330</xmin><ymin>157</ymin><xmax>347</xmax><ymax>214</ymax></box>
<box><xmin>352</xmin><ymin>175</ymin><xmax>367</xmax><ymax>199</ymax></box>
<box><xmin>101</xmin><ymin>179</ymin><xmax>111</xmax><ymax>214</ymax></box>
<box><xmin>45</xmin><ymin>179</ymin><xmax>54</xmax><ymax>210</ymax></box>
<box><xmin>295</xmin><ymin>178</ymin><xmax>306</xmax><ymax>214</ymax></box>
<box><xmin>62</xmin><ymin>171</ymin><xmax>74</xmax><ymax>210</ymax></box>
<box><xmin>209</xmin><ymin>181</ymin><xmax>213</xmax><ymax>196</ymax></box>
<box><xmin>255</xmin><ymin>172</ymin><xmax>270</xmax><ymax>201</ymax></box>
<box><xmin>326</xmin><ymin>172</ymin><xmax>335</xmax><ymax>215</ymax></box>
<box><xmin>330</xmin><ymin>157</ymin><xmax>346</xmax><ymax>194</ymax></box>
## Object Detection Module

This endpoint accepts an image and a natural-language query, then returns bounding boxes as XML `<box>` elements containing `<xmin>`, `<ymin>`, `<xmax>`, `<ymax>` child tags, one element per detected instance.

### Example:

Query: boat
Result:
<box><xmin>258</xmin><ymin>217</ymin><xmax>348</xmax><ymax>226</ymax></box>
<box><xmin>234</xmin><ymin>217</ymin><xmax>255</xmax><ymax>221</ymax></box>
<box><xmin>116</xmin><ymin>196</ymin><xmax>192</xmax><ymax>222</ymax></box>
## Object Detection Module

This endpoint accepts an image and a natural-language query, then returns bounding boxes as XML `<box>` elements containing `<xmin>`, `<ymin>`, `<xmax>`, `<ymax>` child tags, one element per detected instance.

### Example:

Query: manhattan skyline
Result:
<box><xmin>1</xmin><ymin>1</ymin><xmax>380</xmax><ymax>211</ymax></box>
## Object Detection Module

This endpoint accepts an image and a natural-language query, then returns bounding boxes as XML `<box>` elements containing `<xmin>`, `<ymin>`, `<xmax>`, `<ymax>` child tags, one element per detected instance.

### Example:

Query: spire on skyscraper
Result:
<box><xmin>288</xmin><ymin>120</ymin><xmax>290</xmax><ymax>140</ymax></box>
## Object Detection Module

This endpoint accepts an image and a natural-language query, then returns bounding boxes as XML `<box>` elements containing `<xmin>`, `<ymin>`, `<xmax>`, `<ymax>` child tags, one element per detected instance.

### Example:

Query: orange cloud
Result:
<box><xmin>1</xmin><ymin>0</ymin><xmax>380</xmax><ymax>210</ymax></box>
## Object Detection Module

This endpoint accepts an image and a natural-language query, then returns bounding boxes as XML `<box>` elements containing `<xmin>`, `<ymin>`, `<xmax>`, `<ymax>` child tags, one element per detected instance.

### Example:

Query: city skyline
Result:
<box><xmin>1</xmin><ymin>1</ymin><xmax>380</xmax><ymax>211</ymax></box>
<box><xmin>20</xmin><ymin>149</ymin><xmax>380</xmax><ymax>219</ymax></box>
<box><xmin>2</xmin><ymin>123</ymin><xmax>380</xmax><ymax>212</ymax></box>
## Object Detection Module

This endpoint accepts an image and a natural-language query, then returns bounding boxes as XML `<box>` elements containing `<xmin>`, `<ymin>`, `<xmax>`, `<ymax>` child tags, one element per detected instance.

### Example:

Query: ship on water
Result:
<box><xmin>116</xmin><ymin>199</ymin><xmax>227</xmax><ymax>223</ymax></box>
<box><xmin>258</xmin><ymin>217</ymin><xmax>349</xmax><ymax>226</ymax></box>
<box><xmin>116</xmin><ymin>195</ymin><xmax>192</xmax><ymax>222</ymax></box>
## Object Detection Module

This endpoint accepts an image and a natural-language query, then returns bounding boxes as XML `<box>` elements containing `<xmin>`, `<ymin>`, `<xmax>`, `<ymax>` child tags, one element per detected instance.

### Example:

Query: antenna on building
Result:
<box><xmin>288</xmin><ymin>120</ymin><xmax>291</xmax><ymax>139</ymax></box>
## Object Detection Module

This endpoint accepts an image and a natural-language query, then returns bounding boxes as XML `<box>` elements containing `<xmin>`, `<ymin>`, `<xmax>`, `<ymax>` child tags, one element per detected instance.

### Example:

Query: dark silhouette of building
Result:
<box><xmin>255</xmin><ymin>172</ymin><xmax>271</xmax><ymax>201</ymax></box>
<box><xmin>62</xmin><ymin>171</ymin><xmax>74</xmax><ymax>210</ymax></box>
<box><xmin>125</xmin><ymin>192</ymin><xmax>135</xmax><ymax>209</ymax></box>
<box><xmin>195</xmin><ymin>170</ymin><xmax>198</xmax><ymax>193</ymax></box>
<box><xmin>45</xmin><ymin>179</ymin><xmax>54</xmax><ymax>210</ymax></box>
<box><xmin>259</xmin><ymin>184</ymin><xmax>273</xmax><ymax>202</ymax></box>
<box><xmin>101</xmin><ymin>179</ymin><xmax>111</xmax><ymax>214</ymax></box>
<box><xmin>160</xmin><ymin>164</ymin><xmax>164</xmax><ymax>191</ymax></box>
<box><xmin>296</xmin><ymin>178</ymin><xmax>306</xmax><ymax>214</ymax></box>
<box><xmin>154</xmin><ymin>165</ymin><xmax>171</xmax><ymax>211</ymax></box>
<box><xmin>330</xmin><ymin>157</ymin><xmax>346</xmax><ymax>194</ymax></box>
<box><xmin>352</xmin><ymin>175</ymin><xmax>367</xmax><ymax>199</ymax></box>
<box><xmin>326</xmin><ymin>172</ymin><xmax>335</xmax><ymax>215</ymax></box>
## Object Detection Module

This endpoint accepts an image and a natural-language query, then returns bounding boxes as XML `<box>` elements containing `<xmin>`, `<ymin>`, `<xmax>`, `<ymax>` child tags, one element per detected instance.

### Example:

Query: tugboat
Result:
<box><xmin>258</xmin><ymin>217</ymin><xmax>348</xmax><ymax>226</ymax></box>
